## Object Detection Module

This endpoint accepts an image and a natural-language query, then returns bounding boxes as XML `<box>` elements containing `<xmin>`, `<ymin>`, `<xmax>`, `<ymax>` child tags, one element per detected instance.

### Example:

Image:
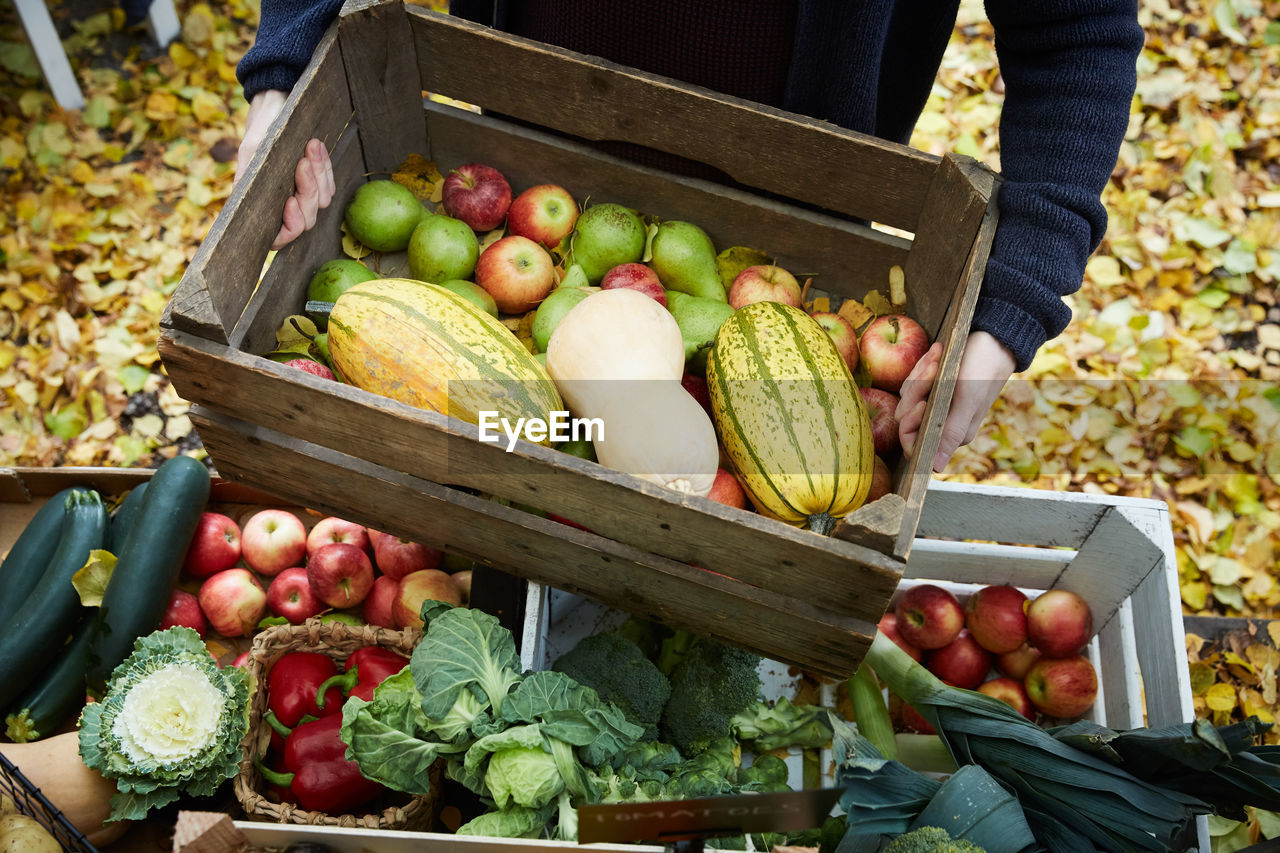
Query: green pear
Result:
<box><xmin>667</xmin><ymin>291</ymin><xmax>736</xmax><ymax>373</ymax></box>
<box><xmin>436</xmin><ymin>279</ymin><xmax>499</xmax><ymax>317</ymax></box>
<box><xmin>566</xmin><ymin>203</ymin><xmax>646</xmax><ymax>283</ymax></box>
<box><xmin>344</xmin><ymin>180</ymin><xmax>425</xmax><ymax>253</ymax></box>
<box><xmin>532</xmin><ymin>286</ymin><xmax>599</xmax><ymax>353</ymax></box>
<box><xmin>408</xmin><ymin>214</ymin><xmax>479</xmax><ymax>283</ymax></box>
<box><xmin>649</xmin><ymin>220</ymin><xmax>726</xmax><ymax>302</ymax></box>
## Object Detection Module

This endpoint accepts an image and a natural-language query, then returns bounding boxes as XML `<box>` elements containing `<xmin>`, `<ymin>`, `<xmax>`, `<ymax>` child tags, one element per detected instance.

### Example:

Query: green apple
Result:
<box><xmin>408</xmin><ymin>214</ymin><xmax>479</xmax><ymax>284</ymax></box>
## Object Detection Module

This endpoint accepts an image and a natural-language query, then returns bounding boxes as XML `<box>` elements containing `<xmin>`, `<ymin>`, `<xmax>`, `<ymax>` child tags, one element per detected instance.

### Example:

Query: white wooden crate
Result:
<box><xmin>521</xmin><ymin>479</ymin><xmax>1205</xmax><ymax>851</ymax></box>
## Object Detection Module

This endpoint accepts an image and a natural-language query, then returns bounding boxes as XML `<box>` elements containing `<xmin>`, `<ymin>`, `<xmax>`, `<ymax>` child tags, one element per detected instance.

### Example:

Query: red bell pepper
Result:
<box><xmin>255</xmin><ymin>713</ymin><xmax>385</xmax><ymax>814</ymax></box>
<box><xmin>315</xmin><ymin>646</ymin><xmax>410</xmax><ymax>709</ymax></box>
<box><xmin>266</xmin><ymin>651</ymin><xmax>345</xmax><ymax>730</ymax></box>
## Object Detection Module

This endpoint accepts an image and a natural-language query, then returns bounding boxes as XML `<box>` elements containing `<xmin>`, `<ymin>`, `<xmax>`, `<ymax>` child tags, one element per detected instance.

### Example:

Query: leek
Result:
<box><xmin>846</xmin><ymin>664</ymin><xmax>896</xmax><ymax>760</ymax></box>
<box><xmin>864</xmin><ymin>631</ymin><xmax>1205</xmax><ymax>853</ymax></box>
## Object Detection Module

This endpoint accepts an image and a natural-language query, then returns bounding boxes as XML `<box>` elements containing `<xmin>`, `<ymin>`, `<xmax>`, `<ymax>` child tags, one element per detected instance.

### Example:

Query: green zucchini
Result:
<box><xmin>85</xmin><ymin>455</ymin><xmax>211</xmax><ymax>694</ymax></box>
<box><xmin>105</xmin><ymin>480</ymin><xmax>150</xmax><ymax>554</ymax></box>
<box><xmin>0</xmin><ymin>489</ymin><xmax>108</xmax><ymax>711</ymax></box>
<box><xmin>0</xmin><ymin>486</ymin><xmax>79</xmax><ymax>626</ymax></box>
<box><xmin>4</xmin><ymin>617</ymin><xmax>94</xmax><ymax>743</ymax></box>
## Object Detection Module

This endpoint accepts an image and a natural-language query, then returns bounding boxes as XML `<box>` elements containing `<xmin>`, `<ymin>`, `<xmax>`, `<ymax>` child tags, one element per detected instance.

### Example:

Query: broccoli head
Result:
<box><xmin>552</xmin><ymin>631</ymin><xmax>671</xmax><ymax>741</ymax></box>
<box><xmin>882</xmin><ymin>826</ymin><xmax>986</xmax><ymax>853</ymax></box>
<box><xmin>660</xmin><ymin>637</ymin><xmax>761</xmax><ymax>756</ymax></box>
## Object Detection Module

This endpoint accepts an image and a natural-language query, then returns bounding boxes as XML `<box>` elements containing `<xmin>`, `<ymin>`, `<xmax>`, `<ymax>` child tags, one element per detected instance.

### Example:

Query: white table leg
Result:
<box><xmin>13</xmin><ymin>0</ymin><xmax>84</xmax><ymax>110</ymax></box>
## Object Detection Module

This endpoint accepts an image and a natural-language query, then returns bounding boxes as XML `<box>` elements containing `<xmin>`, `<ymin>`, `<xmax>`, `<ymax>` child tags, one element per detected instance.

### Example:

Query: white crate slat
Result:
<box><xmin>918</xmin><ymin>480</ymin><xmax>1120</xmax><ymax>548</ymax></box>
<box><xmin>904</xmin><ymin>538</ymin><xmax>1073</xmax><ymax>587</ymax></box>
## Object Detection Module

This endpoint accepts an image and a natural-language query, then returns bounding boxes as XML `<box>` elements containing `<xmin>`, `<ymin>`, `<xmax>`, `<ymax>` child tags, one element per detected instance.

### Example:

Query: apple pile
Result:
<box><xmin>881</xmin><ymin>583</ymin><xmax>1098</xmax><ymax>728</ymax></box>
<box><xmin>161</xmin><ymin>508</ymin><xmax>470</xmax><ymax>641</ymax></box>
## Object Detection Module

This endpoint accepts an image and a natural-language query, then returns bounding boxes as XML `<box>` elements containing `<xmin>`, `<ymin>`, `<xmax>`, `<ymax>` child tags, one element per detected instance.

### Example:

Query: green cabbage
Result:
<box><xmin>77</xmin><ymin>627</ymin><xmax>250</xmax><ymax>823</ymax></box>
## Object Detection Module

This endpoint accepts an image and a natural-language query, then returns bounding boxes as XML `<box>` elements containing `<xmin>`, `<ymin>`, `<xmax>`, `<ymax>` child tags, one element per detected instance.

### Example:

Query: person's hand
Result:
<box><xmin>895</xmin><ymin>330</ymin><xmax>1016</xmax><ymax>473</ymax></box>
<box><xmin>236</xmin><ymin>90</ymin><xmax>335</xmax><ymax>251</ymax></box>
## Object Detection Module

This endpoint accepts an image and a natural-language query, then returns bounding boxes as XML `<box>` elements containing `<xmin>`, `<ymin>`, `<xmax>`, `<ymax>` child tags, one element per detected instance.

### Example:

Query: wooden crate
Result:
<box><xmin>157</xmin><ymin>0</ymin><xmax>1000</xmax><ymax>678</ymax></box>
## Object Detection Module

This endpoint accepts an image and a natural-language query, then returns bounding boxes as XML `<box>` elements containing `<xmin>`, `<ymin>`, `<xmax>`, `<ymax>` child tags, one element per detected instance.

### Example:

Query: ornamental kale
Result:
<box><xmin>77</xmin><ymin>627</ymin><xmax>251</xmax><ymax>823</ymax></box>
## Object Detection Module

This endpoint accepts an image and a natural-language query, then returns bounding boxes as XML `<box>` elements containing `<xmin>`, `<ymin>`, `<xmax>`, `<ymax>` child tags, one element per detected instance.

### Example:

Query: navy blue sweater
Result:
<box><xmin>237</xmin><ymin>0</ymin><xmax>1144</xmax><ymax>372</ymax></box>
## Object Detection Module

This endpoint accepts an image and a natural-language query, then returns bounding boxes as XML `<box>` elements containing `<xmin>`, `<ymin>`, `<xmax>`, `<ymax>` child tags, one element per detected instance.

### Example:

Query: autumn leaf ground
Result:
<box><xmin>2</xmin><ymin>0</ymin><xmax>1279</xmax><ymax>772</ymax></box>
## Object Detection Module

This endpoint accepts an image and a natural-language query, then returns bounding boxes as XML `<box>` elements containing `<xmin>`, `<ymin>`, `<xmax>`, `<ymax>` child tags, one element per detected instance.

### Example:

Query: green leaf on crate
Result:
<box><xmin>72</xmin><ymin>549</ymin><xmax>117</xmax><ymax>607</ymax></box>
<box><xmin>118</xmin><ymin>365</ymin><xmax>151</xmax><ymax>395</ymax></box>
<box><xmin>258</xmin><ymin>616</ymin><xmax>289</xmax><ymax>628</ymax></box>
<box><xmin>716</xmin><ymin>246</ymin><xmax>771</xmax><ymax>290</ymax></box>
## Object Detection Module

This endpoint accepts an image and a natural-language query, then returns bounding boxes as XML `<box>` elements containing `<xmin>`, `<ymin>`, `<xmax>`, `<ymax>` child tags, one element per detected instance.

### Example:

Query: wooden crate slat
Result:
<box><xmin>230</xmin><ymin>125</ymin><xmax>365</xmax><ymax>355</ymax></box>
<box><xmin>1051</xmin><ymin>506</ymin><xmax>1165</xmax><ymax>629</ymax></box>
<box><xmin>1129</xmin><ymin>509</ymin><xmax>1195</xmax><ymax>728</ymax></box>
<box><xmin>162</xmin><ymin>26</ymin><xmax>353</xmax><ymax>344</ymax></box>
<box><xmin>915</xmin><ymin>481</ymin><xmax>1114</xmax><ymax>548</ymax></box>
<box><xmin>337</xmin><ymin>0</ymin><xmax>427</xmax><ymax>174</ymax></box>
<box><xmin>888</xmin><ymin>155</ymin><xmax>999</xmax><ymax>560</ymax></box>
<box><xmin>191</xmin><ymin>409</ymin><xmax>875</xmax><ymax>678</ymax></box>
<box><xmin>1095</xmin><ymin>597</ymin><xmax>1145</xmax><ymax>729</ymax></box>
<box><xmin>159</xmin><ymin>331</ymin><xmax>904</xmax><ymax>623</ymax></box>
<box><xmin>904</xmin><ymin>539</ymin><xmax>1073</xmax><ymax>590</ymax></box>
<box><xmin>421</xmin><ymin>104</ymin><xmax>913</xmax><ymax>299</ymax></box>
<box><xmin>405</xmin><ymin>7</ymin><xmax>938</xmax><ymax>233</ymax></box>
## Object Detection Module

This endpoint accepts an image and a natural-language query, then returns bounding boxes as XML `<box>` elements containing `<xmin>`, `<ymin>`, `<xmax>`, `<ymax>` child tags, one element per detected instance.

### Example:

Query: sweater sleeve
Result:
<box><xmin>973</xmin><ymin>0</ymin><xmax>1144</xmax><ymax>371</ymax></box>
<box><xmin>236</xmin><ymin>0</ymin><xmax>347</xmax><ymax>102</ymax></box>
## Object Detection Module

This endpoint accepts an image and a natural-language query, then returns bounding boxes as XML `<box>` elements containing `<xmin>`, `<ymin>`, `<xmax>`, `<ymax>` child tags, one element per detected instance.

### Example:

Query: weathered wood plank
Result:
<box><xmin>903</xmin><ymin>539</ymin><xmax>1073</xmax><ymax>590</ymax></box>
<box><xmin>338</xmin><ymin>0</ymin><xmax>427</xmax><ymax>175</ymax></box>
<box><xmin>162</xmin><ymin>26</ymin><xmax>353</xmax><ymax>343</ymax></box>
<box><xmin>917</xmin><ymin>481</ymin><xmax>1115</xmax><ymax>547</ymax></box>
<box><xmin>1096</xmin><ymin>598</ymin><xmax>1145</xmax><ymax>729</ymax></box>
<box><xmin>230</xmin><ymin>126</ymin><xmax>365</xmax><ymax>356</ymax></box>
<box><xmin>422</xmin><ymin>104</ymin><xmax>912</xmax><ymax>298</ymax></box>
<box><xmin>1052</xmin><ymin>506</ymin><xmax>1166</xmax><ymax>629</ymax></box>
<box><xmin>406</xmin><ymin>7</ymin><xmax>938</xmax><ymax>232</ymax></box>
<box><xmin>159</xmin><ymin>330</ymin><xmax>904</xmax><ymax>623</ymax></box>
<box><xmin>889</xmin><ymin>156</ymin><xmax>999</xmax><ymax>560</ymax></box>
<box><xmin>191</xmin><ymin>409</ymin><xmax>876</xmax><ymax>678</ymax></box>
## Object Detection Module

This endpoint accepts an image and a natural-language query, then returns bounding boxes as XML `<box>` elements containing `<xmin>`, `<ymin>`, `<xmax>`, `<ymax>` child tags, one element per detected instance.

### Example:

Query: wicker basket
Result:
<box><xmin>233</xmin><ymin>619</ymin><xmax>439</xmax><ymax>831</ymax></box>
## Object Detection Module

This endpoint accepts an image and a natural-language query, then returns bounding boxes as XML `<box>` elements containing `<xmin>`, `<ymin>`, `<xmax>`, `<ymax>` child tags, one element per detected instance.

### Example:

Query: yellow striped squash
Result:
<box><xmin>706</xmin><ymin>301</ymin><xmax>874</xmax><ymax>534</ymax></box>
<box><xmin>327</xmin><ymin>278</ymin><xmax>563</xmax><ymax>443</ymax></box>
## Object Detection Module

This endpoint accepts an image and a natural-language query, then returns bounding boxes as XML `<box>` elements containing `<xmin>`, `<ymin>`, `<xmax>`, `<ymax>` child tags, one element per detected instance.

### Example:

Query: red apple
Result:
<box><xmin>859</xmin><ymin>314</ymin><xmax>930</xmax><ymax>394</ymax></box>
<box><xmin>600</xmin><ymin>263</ymin><xmax>667</xmax><ymax>307</ymax></box>
<box><xmin>681</xmin><ymin>373</ymin><xmax>714</xmax><ymax>419</ymax></box>
<box><xmin>475</xmin><ymin>235</ymin><xmax>556</xmax><ymax>314</ymax></box>
<box><xmin>900</xmin><ymin>703</ymin><xmax>935</xmax><ymax>735</ymax></box>
<box><xmin>506</xmin><ymin>183</ymin><xmax>579</xmax><ymax>251</ymax></box>
<box><xmin>996</xmin><ymin>643</ymin><xmax>1042</xmax><ymax>680</ymax></box>
<box><xmin>198</xmin><ymin>568</ymin><xmax>267</xmax><ymax>638</ymax></box>
<box><xmin>393</xmin><ymin>569</ymin><xmax>463</xmax><ymax>628</ymax></box>
<box><xmin>877</xmin><ymin>613</ymin><xmax>923</xmax><ymax>662</ymax></box>
<box><xmin>859</xmin><ymin>387</ymin><xmax>901</xmax><ymax>457</ymax></box>
<box><xmin>307</xmin><ymin>542</ymin><xmax>375</xmax><ymax>609</ymax></box>
<box><xmin>306</xmin><ymin>516</ymin><xmax>370</xmax><ymax>558</ymax></box>
<box><xmin>977</xmin><ymin>676</ymin><xmax>1036</xmax><ymax>720</ymax></box>
<box><xmin>366</xmin><ymin>528</ymin><xmax>390</xmax><ymax>551</ymax></box>
<box><xmin>964</xmin><ymin>584</ymin><xmax>1029</xmax><ymax>654</ymax></box>
<box><xmin>363</xmin><ymin>574</ymin><xmax>399</xmax><ymax>629</ymax></box>
<box><xmin>1023</xmin><ymin>655</ymin><xmax>1098</xmax><ymax>719</ymax></box>
<box><xmin>810</xmin><ymin>312</ymin><xmax>860</xmax><ymax>372</ymax></box>
<box><xmin>925</xmin><ymin>630</ymin><xmax>991</xmax><ymax>690</ymax></box>
<box><xmin>452</xmin><ymin>569</ymin><xmax>473</xmax><ymax>607</ymax></box>
<box><xmin>1025</xmin><ymin>589</ymin><xmax>1093</xmax><ymax>657</ymax></box>
<box><xmin>282</xmin><ymin>358</ymin><xmax>335</xmax><ymax>380</ymax></box>
<box><xmin>230</xmin><ymin>651</ymin><xmax>251</xmax><ymax>668</ymax></box>
<box><xmin>374</xmin><ymin>535</ymin><xmax>444</xmax><ymax>581</ymax></box>
<box><xmin>266</xmin><ymin>566</ymin><xmax>326</xmax><ymax>624</ymax></box>
<box><xmin>158</xmin><ymin>589</ymin><xmax>207</xmax><ymax>637</ymax></box>
<box><xmin>183</xmin><ymin>512</ymin><xmax>242</xmax><ymax>580</ymax></box>
<box><xmin>441</xmin><ymin>162</ymin><xmax>511</xmax><ymax>232</ymax></box>
<box><xmin>893</xmin><ymin>583</ymin><xmax>965</xmax><ymax>650</ymax></box>
<box><xmin>706</xmin><ymin>468</ymin><xmax>748</xmax><ymax>510</ymax></box>
<box><xmin>240</xmin><ymin>509</ymin><xmax>308</xmax><ymax>577</ymax></box>
<box><xmin>866</xmin><ymin>455</ymin><xmax>893</xmax><ymax>502</ymax></box>
<box><xmin>727</xmin><ymin>264</ymin><xmax>803</xmax><ymax>310</ymax></box>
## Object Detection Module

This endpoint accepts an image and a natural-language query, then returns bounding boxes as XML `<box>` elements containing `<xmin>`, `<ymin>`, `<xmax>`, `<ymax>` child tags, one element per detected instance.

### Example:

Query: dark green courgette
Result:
<box><xmin>0</xmin><ymin>489</ymin><xmax>108</xmax><ymax>711</ymax></box>
<box><xmin>0</xmin><ymin>486</ymin><xmax>79</xmax><ymax>626</ymax></box>
<box><xmin>105</xmin><ymin>480</ymin><xmax>150</xmax><ymax>554</ymax></box>
<box><xmin>4</xmin><ymin>617</ymin><xmax>94</xmax><ymax>742</ymax></box>
<box><xmin>85</xmin><ymin>455</ymin><xmax>211</xmax><ymax>694</ymax></box>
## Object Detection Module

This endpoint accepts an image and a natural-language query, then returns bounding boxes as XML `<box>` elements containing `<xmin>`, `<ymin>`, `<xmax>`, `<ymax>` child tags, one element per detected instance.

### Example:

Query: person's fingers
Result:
<box><xmin>896</xmin><ymin>342</ymin><xmax>942</xmax><ymax>421</ymax></box>
<box><xmin>293</xmin><ymin>157</ymin><xmax>321</xmax><ymax>232</ymax></box>
<box><xmin>309</xmin><ymin>139</ymin><xmax>335</xmax><ymax>208</ymax></box>
<box><xmin>932</xmin><ymin>413</ymin><xmax>972</xmax><ymax>474</ymax></box>
<box><xmin>898</xmin><ymin>398</ymin><xmax>927</xmax><ymax>458</ymax></box>
<box><xmin>273</xmin><ymin>196</ymin><xmax>305</xmax><ymax>251</ymax></box>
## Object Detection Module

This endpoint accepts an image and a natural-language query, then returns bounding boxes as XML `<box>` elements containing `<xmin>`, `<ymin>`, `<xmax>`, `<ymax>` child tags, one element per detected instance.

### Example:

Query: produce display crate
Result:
<box><xmin>157</xmin><ymin>0</ymin><xmax>1001</xmax><ymax>678</ymax></box>
<box><xmin>0</xmin><ymin>751</ymin><xmax>96</xmax><ymax>853</ymax></box>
